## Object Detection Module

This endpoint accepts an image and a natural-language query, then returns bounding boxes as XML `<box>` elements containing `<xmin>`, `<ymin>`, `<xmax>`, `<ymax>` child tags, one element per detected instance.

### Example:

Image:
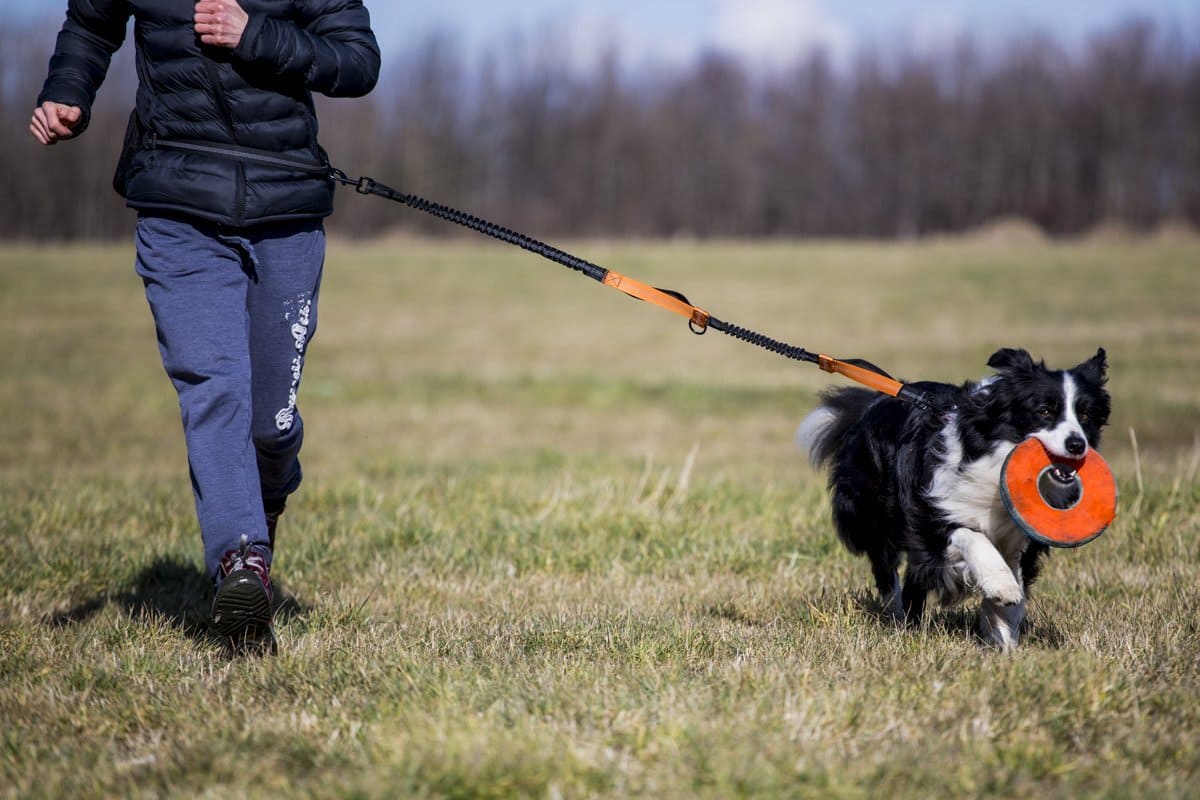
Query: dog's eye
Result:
<box><xmin>1037</xmin><ymin>406</ymin><xmax>1054</xmax><ymax>421</ymax></box>
<box><xmin>1078</xmin><ymin>411</ymin><xmax>1091</xmax><ymax>424</ymax></box>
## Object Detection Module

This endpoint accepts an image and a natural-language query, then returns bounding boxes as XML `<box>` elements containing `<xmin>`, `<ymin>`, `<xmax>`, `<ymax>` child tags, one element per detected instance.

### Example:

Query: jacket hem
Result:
<box><xmin>126</xmin><ymin>201</ymin><xmax>332</xmax><ymax>229</ymax></box>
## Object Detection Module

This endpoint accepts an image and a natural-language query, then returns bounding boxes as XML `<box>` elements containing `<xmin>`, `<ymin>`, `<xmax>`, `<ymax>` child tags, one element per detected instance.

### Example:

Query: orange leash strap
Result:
<box><xmin>602</xmin><ymin>270</ymin><xmax>711</xmax><ymax>331</ymax></box>
<box><xmin>817</xmin><ymin>355</ymin><xmax>906</xmax><ymax>398</ymax></box>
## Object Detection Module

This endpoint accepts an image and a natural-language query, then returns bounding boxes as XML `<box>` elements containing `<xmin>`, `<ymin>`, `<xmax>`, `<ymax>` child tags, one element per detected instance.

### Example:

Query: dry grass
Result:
<box><xmin>1</xmin><ymin>236</ymin><xmax>1198</xmax><ymax>798</ymax></box>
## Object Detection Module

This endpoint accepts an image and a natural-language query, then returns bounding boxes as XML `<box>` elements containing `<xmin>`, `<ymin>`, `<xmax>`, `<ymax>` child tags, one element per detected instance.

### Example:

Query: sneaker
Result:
<box><xmin>211</xmin><ymin>535</ymin><xmax>275</xmax><ymax>649</ymax></box>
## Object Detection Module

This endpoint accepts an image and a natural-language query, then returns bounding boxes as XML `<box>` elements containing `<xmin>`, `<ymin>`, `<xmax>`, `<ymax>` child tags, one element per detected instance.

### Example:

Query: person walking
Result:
<box><xmin>31</xmin><ymin>1</ymin><xmax>381</xmax><ymax>648</ymax></box>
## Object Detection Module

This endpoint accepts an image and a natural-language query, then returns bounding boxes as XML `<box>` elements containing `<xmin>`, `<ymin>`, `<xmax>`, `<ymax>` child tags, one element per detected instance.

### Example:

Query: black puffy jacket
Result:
<box><xmin>38</xmin><ymin>1</ymin><xmax>380</xmax><ymax>227</ymax></box>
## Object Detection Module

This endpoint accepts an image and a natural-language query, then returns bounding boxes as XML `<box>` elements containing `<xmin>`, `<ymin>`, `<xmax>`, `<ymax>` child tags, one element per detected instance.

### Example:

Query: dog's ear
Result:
<box><xmin>1075</xmin><ymin>347</ymin><xmax>1108</xmax><ymax>385</ymax></box>
<box><xmin>987</xmin><ymin>347</ymin><xmax>1036</xmax><ymax>375</ymax></box>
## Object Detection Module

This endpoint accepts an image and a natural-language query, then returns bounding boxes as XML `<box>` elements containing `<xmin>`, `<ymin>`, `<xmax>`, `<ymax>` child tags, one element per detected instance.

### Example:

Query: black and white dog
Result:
<box><xmin>797</xmin><ymin>348</ymin><xmax>1110</xmax><ymax>650</ymax></box>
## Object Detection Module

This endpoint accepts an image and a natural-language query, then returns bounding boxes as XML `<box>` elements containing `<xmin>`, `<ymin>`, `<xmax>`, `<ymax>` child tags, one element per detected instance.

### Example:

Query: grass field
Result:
<box><xmin>1</xmin><ymin>232</ymin><xmax>1198</xmax><ymax>798</ymax></box>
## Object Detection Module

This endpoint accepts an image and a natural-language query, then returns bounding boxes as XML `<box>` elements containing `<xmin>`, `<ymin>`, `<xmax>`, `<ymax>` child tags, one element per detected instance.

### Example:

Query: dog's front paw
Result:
<box><xmin>979</xmin><ymin>610</ymin><xmax>1020</xmax><ymax>651</ymax></box>
<box><xmin>977</xmin><ymin>569</ymin><xmax>1023</xmax><ymax>606</ymax></box>
<box><xmin>979</xmin><ymin>596</ymin><xmax>1025</xmax><ymax>652</ymax></box>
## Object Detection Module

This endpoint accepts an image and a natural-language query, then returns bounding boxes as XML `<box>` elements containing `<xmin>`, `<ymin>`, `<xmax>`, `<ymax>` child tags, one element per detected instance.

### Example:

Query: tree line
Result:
<box><xmin>2</xmin><ymin>15</ymin><xmax>1198</xmax><ymax>240</ymax></box>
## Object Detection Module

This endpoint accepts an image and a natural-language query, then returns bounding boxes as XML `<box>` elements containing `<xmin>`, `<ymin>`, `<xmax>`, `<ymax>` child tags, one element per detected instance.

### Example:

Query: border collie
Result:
<box><xmin>797</xmin><ymin>348</ymin><xmax>1110</xmax><ymax>650</ymax></box>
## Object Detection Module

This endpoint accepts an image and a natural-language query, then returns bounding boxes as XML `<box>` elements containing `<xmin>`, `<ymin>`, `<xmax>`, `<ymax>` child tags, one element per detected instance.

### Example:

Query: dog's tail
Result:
<box><xmin>796</xmin><ymin>387</ymin><xmax>879</xmax><ymax>468</ymax></box>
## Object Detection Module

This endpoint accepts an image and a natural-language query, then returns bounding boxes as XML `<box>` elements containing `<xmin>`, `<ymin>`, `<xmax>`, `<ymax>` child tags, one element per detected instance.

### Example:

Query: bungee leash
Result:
<box><xmin>146</xmin><ymin>132</ymin><xmax>931</xmax><ymax>411</ymax></box>
<box><xmin>329</xmin><ymin>167</ymin><xmax>935</xmax><ymax>411</ymax></box>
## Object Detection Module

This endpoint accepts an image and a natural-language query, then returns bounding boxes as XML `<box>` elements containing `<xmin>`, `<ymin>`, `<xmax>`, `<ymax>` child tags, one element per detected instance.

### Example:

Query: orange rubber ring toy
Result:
<box><xmin>1000</xmin><ymin>438</ymin><xmax>1118</xmax><ymax>548</ymax></box>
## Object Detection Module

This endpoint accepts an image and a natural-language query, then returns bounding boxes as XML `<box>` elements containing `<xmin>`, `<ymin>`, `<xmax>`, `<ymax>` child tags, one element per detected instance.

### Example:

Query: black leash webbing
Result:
<box><xmin>330</xmin><ymin>170</ymin><xmax>608</xmax><ymax>284</ymax></box>
<box><xmin>705</xmin><ymin>316</ymin><xmax>820</xmax><ymax>366</ymax></box>
<box><xmin>330</xmin><ymin>170</ymin><xmax>824</xmax><ymax>366</ymax></box>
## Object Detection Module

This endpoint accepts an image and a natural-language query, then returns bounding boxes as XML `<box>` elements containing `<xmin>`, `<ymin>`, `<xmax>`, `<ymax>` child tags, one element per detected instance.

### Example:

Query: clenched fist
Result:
<box><xmin>30</xmin><ymin>101</ymin><xmax>82</xmax><ymax>145</ymax></box>
<box><xmin>194</xmin><ymin>0</ymin><xmax>249</xmax><ymax>49</ymax></box>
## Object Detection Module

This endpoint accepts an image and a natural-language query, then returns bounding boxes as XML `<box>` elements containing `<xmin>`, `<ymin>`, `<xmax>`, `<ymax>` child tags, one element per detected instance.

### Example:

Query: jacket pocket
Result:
<box><xmin>113</xmin><ymin>110</ymin><xmax>146</xmax><ymax>197</ymax></box>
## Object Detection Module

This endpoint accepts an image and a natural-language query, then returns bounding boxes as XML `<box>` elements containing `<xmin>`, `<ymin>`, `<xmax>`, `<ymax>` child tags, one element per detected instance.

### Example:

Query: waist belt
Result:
<box><xmin>147</xmin><ymin>135</ymin><xmax>329</xmax><ymax>176</ymax></box>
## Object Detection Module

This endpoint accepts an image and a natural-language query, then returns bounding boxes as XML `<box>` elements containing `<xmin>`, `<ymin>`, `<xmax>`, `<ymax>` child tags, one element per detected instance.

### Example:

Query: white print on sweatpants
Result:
<box><xmin>275</xmin><ymin>294</ymin><xmax>311</xmax><ymax>431</ymax></box>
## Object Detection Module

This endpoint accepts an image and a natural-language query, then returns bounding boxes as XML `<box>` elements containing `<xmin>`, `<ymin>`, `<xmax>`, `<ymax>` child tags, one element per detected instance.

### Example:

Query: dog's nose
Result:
<box><xmin>1065</xmin><ymin>435</ymin><xmax>1087</xmax><ymax>456</ymax></box>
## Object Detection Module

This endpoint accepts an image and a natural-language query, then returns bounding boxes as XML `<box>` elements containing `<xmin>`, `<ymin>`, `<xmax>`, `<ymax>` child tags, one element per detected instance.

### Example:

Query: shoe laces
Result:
<box><xmin>216</xmin><ymin>534</ymin><xmax>272</xmax><ymax>594</ymax></box>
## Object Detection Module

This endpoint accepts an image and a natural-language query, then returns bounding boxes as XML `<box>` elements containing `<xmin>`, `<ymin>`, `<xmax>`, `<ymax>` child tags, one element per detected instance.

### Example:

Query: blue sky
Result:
<box><xmin>15</xmin><ymin>1</ymin><xmax>1200</xmax><ymax>69</ymax></box>
<box><xmin>363</xmin><ymin>0</ymin><xmax>1198</xmax><ymax>61</ymax></box>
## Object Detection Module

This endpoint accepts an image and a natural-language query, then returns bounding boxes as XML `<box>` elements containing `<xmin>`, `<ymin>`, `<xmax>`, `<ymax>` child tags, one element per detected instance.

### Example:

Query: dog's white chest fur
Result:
<box><xmin>927</xmin><ymin>417</ymin><xmax>1029</xmax><ymax>602</ymax></box>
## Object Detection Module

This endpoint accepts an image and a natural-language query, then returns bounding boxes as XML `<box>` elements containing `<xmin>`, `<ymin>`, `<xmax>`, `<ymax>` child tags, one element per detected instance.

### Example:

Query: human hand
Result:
<box><xmin>30</xmin><ymin>102</ymin><xmax>82</xmax><ymax>145</ymax></box>
<box><xmin>194</xmin><ymin>0</ymin><xmax>249</xmax><ymax>49</ymax></box>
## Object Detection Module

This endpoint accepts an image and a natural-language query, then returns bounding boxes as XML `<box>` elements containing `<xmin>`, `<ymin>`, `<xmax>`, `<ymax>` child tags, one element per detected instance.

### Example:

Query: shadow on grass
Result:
<box><xmin>850</xmin><ymin>589</ymin><xmax>1066</xmax><ymax>650</ymax></box>
<box><xmin>46</xmin><ymin>556</ymin><xmax>310</xmax><ymax>646</ymax></box>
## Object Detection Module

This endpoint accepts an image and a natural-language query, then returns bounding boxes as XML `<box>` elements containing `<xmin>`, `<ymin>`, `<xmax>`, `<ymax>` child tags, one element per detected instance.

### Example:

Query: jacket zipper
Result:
<box><xmin>201</xmin><ymin>59</ymin><xmax>247</xmax><ymax>225</ymax></box>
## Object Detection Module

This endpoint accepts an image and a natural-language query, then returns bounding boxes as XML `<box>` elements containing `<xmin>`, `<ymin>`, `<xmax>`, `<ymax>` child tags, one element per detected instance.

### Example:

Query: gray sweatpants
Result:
<box><xmin>135</xmin><ymin>213</ymin><xmax>325</xmax><ymax>579</ymax></box>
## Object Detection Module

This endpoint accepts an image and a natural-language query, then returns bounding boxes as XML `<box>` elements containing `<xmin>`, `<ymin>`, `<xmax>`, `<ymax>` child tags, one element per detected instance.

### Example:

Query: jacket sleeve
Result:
<box><xmin>232</xmin><ymin>0</ymin><xmax>381</xmax><ymax>98</ymax></box>
<box><xmin>36</xmin><ymin>0</ymin><xmax>131</xmax><ymax>136</ymax></box>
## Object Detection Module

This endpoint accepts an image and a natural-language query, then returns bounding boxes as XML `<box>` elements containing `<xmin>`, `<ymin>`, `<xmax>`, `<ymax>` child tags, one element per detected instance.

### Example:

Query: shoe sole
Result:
<box><xmin>211</xmin><ymin>568</ymin><xmax>274</xmax><ymax>649</ymax></box>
